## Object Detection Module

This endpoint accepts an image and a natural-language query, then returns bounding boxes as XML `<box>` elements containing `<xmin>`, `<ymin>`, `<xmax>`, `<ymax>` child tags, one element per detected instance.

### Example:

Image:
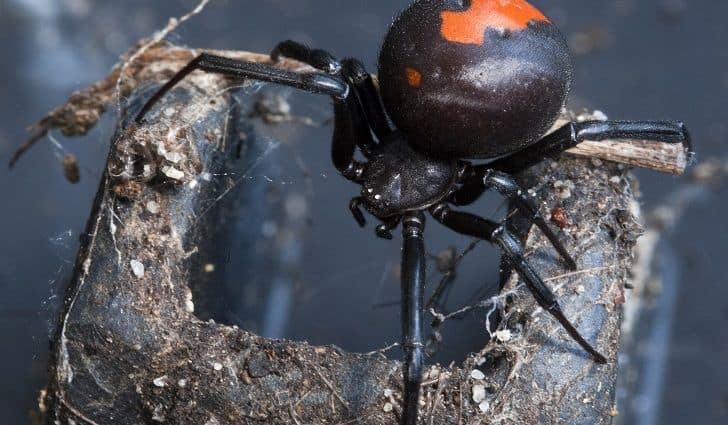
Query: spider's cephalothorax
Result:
<box><xmin>360</xmin><ymin>132</ymin><xmax>459</xmax><ymax>218</ymax></box>
<box><xmin>134</xmin><ymin>1</ymin><xmax>691</xmax><ymax>423</ymax></box>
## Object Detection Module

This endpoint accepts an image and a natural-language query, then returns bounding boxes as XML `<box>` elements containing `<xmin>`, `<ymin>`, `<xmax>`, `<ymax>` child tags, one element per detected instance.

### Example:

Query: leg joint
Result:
<box><xmin>428</xmin><ymin>203</ymin><xmax>449</xmax><ymax>221</ymax></box>
<box><xmin>341</xmin><ymin>58</ymin><xmax>369</xmax><ymax>83</ymax></box>
<box><xmin>340</xmin><ymin>160</ymin><xmax>365</xmax><ymax>182</ymax></box>
<box><xmin>402</xmin><ymin>212</ymin><xmax>426</xmax><ymax>235</ymax></box>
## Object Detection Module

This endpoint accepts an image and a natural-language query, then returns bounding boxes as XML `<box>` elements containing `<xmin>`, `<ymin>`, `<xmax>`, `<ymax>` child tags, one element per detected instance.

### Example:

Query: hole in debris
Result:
<box><xmin>188</xmin><ymin>88</ymin><xmax>509</xmax><ymax>365</ymax></box>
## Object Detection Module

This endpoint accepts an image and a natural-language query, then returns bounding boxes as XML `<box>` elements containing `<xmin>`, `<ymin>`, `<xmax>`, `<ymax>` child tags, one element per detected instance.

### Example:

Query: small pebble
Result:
<box><xmin>153</xmin><ymin>376</ymin><xmax>168</xmax><ymax>387</ymax></box>
<box><xmin>553</xmin><ymin>180</ymin><xmax>574</xmax><ymax>199</ymax></box>
<box><xmin>146</xmin><ymin>201</ymin><xmax>160</xmax><ymax>214</ymax></box>
<box><xmin>384</xmin><ymin>388</ymin><xmax>393</xmax><ymax>397</ymax></box>
<box><xmin>143</xmin><ymin>164</ymin><xmax>154</xmax><ymax>179</ymax></box>
<box><xmin>478</xmin><ymin>401</ymin><xmax>490</xmax><ymax>413</ymax></box>
<box><xmin>178</xmin><ymin>379</ymin><xmax>187</xmax><ymax>388</ymax></box>
<box><xmin>592</xmin><ymin>110</ymin><xmax>608</xmax><ymax>121</ymax></box>
<box><xmin>472</xmin><ymin>384</ymin><xmax>486</xmax><ymax>403</ymax></box>
<box><xmin>470</xmin><ymin>369</ymin><xmax>485</xmax><ymax>380</ymax></box>
<box><xmin>164</xmin><ymin>151</ymin><xmax>183</xmax><ymax>164</ymax></box>
<box><xmin>152</xmin><ymin>405</ymin><xmax>166</xmax><ymax>422</ymax></box>
<box><xmin>185</xmin><ymin>293</ymin><xmax>195</xmax><ymax>313</ymax></box>
<box><xmin>213</xmin><ymin>362</ymin><xmax>223</xmax><ymax>371</ymax></box>
<box><xmin>383</xmin><ymin>402</ymin><xmax>393</xmax><ymax>413</ymax></box>
<box><xmin>609</xmin><ymin>175</ymin><xmax>622</xmax><ymax>184</ymax></box>
<box><xmin>550</xmin><ymin>207</ymin><xmax>570</xmax><ymax>229</ymax></box>
<box><xmin>130</xmin><ymin>260</ymin><xmax>145</xmax><ymax>278</ymax></box>
<box><xmin>495</xmin><ymin>329</ymin><xmax>512</xmax><ymax>342</ymax></box>
<box><xmin>162</xmin><ymin>166</ymin><xmax>185</xmax><ymax>180</ymax></box>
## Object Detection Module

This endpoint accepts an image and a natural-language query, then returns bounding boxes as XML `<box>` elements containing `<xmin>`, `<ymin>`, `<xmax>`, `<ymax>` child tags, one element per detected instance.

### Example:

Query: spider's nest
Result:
<box><xmin>33</xmin><ymin>43</ymin><xmax>637</xmax><ymax>424</ymax></box>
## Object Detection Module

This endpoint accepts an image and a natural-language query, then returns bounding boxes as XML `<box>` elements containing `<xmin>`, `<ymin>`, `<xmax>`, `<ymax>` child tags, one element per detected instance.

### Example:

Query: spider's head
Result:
<box><xmin>377</xmin><ymin>0</ymin><xmax>573</xmax><ymax>159</ymax></box>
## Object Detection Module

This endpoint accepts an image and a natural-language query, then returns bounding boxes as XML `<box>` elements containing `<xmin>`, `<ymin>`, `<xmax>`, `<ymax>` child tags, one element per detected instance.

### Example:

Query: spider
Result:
<box><xmin>134</xmin><ymin>1</ymin><xmax>691</xmax><ymax>423</ymax></box>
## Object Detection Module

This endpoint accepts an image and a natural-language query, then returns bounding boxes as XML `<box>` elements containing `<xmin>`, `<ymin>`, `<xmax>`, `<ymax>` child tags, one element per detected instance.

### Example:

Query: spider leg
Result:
<box><xmin>487</xmin><ymin>120</ymin><xmax>691</xmax><ymax>175</ymax></box>
<box><xmin>451</xmin><ymin>167</ymin><xmax>576</xmax><ymax>270</ymax></box>
<box><xmin>429</xmin><ymin>203</ymin><xmax>607</xmax><ymax>364</ymax></box>
<box><xmin>453</xmin><ymin>168</ymin><xmax>576</xmax><ymax>270</ymax></box>
<box><xmin>375</xmin><ymin>216</ymin><xmax>401</xmax><ymax>240</ymax></box>
<box><xmin>133</xmin><ymin>52</ymin><xmax>375</xmax><ymax>183</ymax></box>
<box><xmin>134</xmin><ymin>53</ymin><xmax>348</xmax><ymax>123</ymax></box>
<box><xmin>271</xmin><ymin>40</ymin><xmax>386</xmax><ymax>155</ymax></box>
<box><xmin>340</xmin><ymin>58</ymin><xmax>393</xmax><ymax>140</ymax></box>
<box><xmin>272</xmin><ymin>40</ymin><xmax>392</xmax><ymax>141</ymax></box>
<box><xmin>348</xmin><ymin>198</ymin><xmax>400</xmax><ymax>239</ymax></box>
<box><xmin>349</xmin><ymin>197</ymin><xmax>367</xmax><ymax>227</ymax></box>
<box><xmin>271</xmin><ymin>40</ymin><xmax>342</xmax><ymax>74</ymax></box>
<box><xmin>332</xmin><ymin>95</ymin><xmax>369</xmax><ymax>181</ymax></box>
<box><xmin>400</xmin><ymin>212</ymin><xmax>426</xmax><ymax>425</ymax></box>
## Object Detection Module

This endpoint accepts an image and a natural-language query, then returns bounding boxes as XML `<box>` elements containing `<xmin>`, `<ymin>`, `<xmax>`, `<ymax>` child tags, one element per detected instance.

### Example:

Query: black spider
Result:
<box><xmin>134</xmin><ymin>1</ymin><xmax>691</xmax><ymax>423</ymax></box>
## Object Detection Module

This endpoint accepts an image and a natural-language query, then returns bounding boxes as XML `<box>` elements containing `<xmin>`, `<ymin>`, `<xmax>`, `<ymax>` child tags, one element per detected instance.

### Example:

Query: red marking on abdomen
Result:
<box><xmin>405</xmin><ymin>67</ymin><xmax>422</xmax><ymax>87</ymax></box>
<box><xmin>441</xmin><ymin>0</ymin><xmax>549</xmax><ymax>45</ymax></box>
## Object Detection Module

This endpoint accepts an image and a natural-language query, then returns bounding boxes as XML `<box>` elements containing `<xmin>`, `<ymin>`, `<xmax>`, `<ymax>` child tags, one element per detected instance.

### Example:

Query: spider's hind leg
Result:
<box><xmin>429</xmin><ymin>203</ymin><xmax>607</xmax><ymax>364</ymax></box>
<box><xmin>451</xmin><ymin>167</ymin><xmax>577</xmax><ymax>270</ymax></box>
<box><xmin>487</xmin><ymin>120</ymin><xmax>691</xmax><ymax>175</ymax></box>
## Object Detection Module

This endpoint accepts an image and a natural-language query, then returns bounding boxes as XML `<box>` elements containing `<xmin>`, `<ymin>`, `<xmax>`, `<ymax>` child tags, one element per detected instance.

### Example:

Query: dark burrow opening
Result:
<box><xmin>188</xmin><ymin>89</ymin><xmax>512</xmax><ymax>366</ymax></box>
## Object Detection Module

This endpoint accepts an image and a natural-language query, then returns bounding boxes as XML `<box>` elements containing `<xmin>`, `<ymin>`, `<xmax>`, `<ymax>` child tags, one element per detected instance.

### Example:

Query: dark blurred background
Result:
<box><xmin>0</xmin><ymin>0</ymin><xmax>725</xmax><ymax>424</ymax></box>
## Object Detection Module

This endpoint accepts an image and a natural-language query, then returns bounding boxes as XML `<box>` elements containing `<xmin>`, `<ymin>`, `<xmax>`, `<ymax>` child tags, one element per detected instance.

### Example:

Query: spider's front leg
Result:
<box><xmin>272</xmin><ymin>40</ymin><xmax>392</xmax><ymax>140</ymax></box>
<box><xmin>132</xmin><ymin>51</ymin><xmax>373</xmax><ymax>179</ymax></box>
<box><xmin>429</xmin><ymin>203</ymin><xmax>607</xmax><ymax>364</ymax></box>
<box><xmin>271</xmin><ymin>40</ymin><xmax>342</xmax><ymax>74</ymax></box>
<box><xmin>134</xmin><ymin>53</ymin><xmax>348</xmax><ymax>123</ymax></box>
<box><xmin>400</xmin><ymin>212</ymin><xmax>426</xmax><ymax>425</ymax></box>
<box><xmin>348</xmin><ymin>197</ymin><xmax>401</xmax><ymax>240</ymax></box>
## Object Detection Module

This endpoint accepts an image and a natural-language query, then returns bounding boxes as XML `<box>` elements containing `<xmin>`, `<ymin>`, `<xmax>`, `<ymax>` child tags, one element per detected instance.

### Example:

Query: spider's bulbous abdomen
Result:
<box><xmin>378</xmin><ymin>0</ymin><xmax>573</xmax><ymax>159</ymax></box>
<box><xmin>361</xmin><ymin>133</ymin><xmax>458</xmax><ymax>218</ymax></box>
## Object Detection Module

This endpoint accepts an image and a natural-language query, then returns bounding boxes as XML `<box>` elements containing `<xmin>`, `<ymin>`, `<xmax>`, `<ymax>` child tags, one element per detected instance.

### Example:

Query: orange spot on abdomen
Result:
<box><xmin>440</xmin><ymin>0</ymin><xmax>549</xmax><ymax>45</ymax></box>
<box><xmin>405</xmin><ymin>67</ymin><xmax>422</xmax><ymax>87</ymax></box>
